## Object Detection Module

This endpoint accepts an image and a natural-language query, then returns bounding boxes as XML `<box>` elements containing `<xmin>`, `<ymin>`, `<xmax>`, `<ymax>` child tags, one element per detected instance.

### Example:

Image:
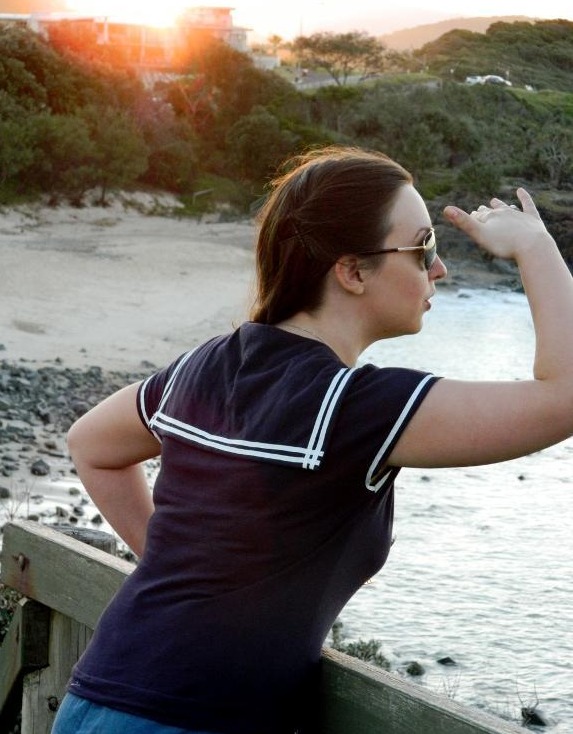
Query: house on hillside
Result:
<box><xmin>0</xmin><ymin>6</ymin><xmax>250</xmax><ymax>69</ymax></box>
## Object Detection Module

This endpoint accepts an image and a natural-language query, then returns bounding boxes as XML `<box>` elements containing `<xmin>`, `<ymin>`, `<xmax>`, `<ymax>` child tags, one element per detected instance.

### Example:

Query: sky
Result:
<box><xmin>229</xmin><ymin>0</ymin><xmax>573</xmax><ymax>40</ymax></box>
<box><xmin>64</xmin><ymin>0</ymin><xmax>573</xmax><ymax>36</ymax></box>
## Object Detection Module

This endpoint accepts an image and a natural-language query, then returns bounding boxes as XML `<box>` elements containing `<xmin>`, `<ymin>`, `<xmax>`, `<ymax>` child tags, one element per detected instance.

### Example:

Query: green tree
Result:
<box><xmin>397</xmin><ymin>121</ymin><xmax>446</xmax><ymax>178</ymax></box>
<box><xmin>420</xmin><ymin>109</ymin><xmax>482</xmax><ymax>167</ymax></box>
<box><xmin>0</xmin><ymin>53</ymin><xmax>47</xmax><ymax>110</ymax></box>
<box><xmin>23</xmin><ymin>113</ymin><xmax>97</xmax><ymax>204</ymax></box>
<box><xmin>0</xmin><ymin>24</ymin><xmax>146</xmax><ymax>115</ymax></box>
<box><xmin>267</xmin><ymin>35</ymin><xmax>284</xmax><ymax>55</ymax></box>
<box><xmin>292</xmin><ymin>31</ymin><xmax>387</xmax><ymax>86</ymax></box>
<box><xmin>80</xmin><ymin>106</ymin><xmax>149</xmax><ymax>205</ymax></box>
<box><xmin>530</xmin><ymin>123</ymin><xmax>573</xmax><ymax>187</ymax></box>
<box><xmin>308</xmin><ymin>84</ymin><xmax>363</xmax><ymax>134</ymax></box>
<box><xmin>166</xmin><ymin>37</ymin><xmax>302</xmax><ymax>173</ymax></box>
<box><xmin>0</xmin><ymin>119</ymin><xmax>35</xmax><ymax>196</ymax></box>
<box><xmin>225</xmin><ymin>105</ymin><xmax>298</xmax><ymax>183</ymax></box>
<box><xmin>136</xmin><ymin>97</ymin><xmax>199</xmax><ymax>193</ymax></box>
<box><xmin>456</xmin><ymin>160</ymin><xmax>502</xmax><ymax>196</ymax></box>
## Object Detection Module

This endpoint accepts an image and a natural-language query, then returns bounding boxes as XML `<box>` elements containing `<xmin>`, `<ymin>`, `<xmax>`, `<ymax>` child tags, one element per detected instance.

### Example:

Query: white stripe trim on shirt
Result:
<box><xmin>365</xmin><ymin>373</ymin><xmax>435</xmax><ymax>492</ymax></box>
<box><xmin>148</xmin><ymin>366</ymin><xmax>355</xmax><ymax>470</ymax></box>
<box><xmin>140</xmin><ymin>349</ymin><xmax>198</xmax><ymax>443</ymax></box>
<box><xmin>303</xmin><ymin>367</ymin><xmax>356</xmax><ymax>469</ymax></box>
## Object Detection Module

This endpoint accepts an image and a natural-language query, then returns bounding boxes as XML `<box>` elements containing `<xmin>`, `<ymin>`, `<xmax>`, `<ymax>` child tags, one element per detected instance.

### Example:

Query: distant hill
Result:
<box><xmin>418</xmin><ymin>18</ymin><xmax>573</xmax><ymax>92</ymax></box>
<box><xmin>381</xmin><ymin>15</ymin><xmax>535</xmax><ymax>50</ymax></box>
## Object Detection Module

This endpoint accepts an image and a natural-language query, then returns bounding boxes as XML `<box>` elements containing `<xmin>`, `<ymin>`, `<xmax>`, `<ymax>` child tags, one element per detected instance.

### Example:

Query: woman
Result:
<box><xmin>52</xmin><ymin>146</ymin><xmax>573</xmax><ymax>734</ymax></box>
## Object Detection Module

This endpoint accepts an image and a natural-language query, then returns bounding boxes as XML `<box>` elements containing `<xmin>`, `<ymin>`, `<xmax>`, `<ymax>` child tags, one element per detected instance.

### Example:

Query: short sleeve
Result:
<box><xmin>136</xmin><ymin>351</ymin><xmax>196</xmax><ymax>436</ymax></box>
<box><xmin>331</xmin><ymin>365</ymin><xmax>441</xmax><ymax>492</ymax></box>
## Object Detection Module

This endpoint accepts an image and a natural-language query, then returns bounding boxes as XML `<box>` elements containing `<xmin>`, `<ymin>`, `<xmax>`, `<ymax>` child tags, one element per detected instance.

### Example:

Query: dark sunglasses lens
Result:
<box><xmin>424</xmin><ymin>231</ymin><xmax>437</xmax><ymax>270</ymax></box>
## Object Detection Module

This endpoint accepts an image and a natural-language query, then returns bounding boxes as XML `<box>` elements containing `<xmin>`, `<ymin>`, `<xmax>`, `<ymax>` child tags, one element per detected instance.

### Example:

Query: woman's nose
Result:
<box><xmin>430</xmin><ymin>255</ymin><xmax>447</xmax><ymax>281</ymax></box>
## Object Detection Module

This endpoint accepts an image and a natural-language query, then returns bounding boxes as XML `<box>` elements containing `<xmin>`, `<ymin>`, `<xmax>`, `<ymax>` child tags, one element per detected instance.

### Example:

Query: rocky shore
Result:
<box><xmin>0</xmin><ymin>358</ymin><xmax>154</xmax><ymax>547</ymax></box>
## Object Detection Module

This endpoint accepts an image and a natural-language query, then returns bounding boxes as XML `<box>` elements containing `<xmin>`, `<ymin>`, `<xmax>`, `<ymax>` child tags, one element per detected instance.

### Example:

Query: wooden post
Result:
<box><xmin>21</xmin><ymin>612</ymin><xmax>94</xmax><ymax>734</ymax></box>
<box><xmin>0</xmin><ymin>599</ymin><xmax>50</xmax><ymax>734</ymax></box>
<box><xmin>12</xmin><ymin>524</ymin><xmax>120</xmax><ymax>734</ymax></box>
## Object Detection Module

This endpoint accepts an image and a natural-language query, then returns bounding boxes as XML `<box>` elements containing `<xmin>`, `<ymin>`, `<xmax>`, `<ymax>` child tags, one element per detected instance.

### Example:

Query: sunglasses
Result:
<box><xmin>355</xmin><ymin>228</ymin><xmax>437</xmax><ymax>271</ymax></box>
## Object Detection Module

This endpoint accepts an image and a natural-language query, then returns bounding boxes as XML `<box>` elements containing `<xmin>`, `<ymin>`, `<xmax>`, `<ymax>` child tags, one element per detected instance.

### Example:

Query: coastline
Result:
<box><xmin>1</xmin><ymin>195</ymin><xmax>522</xmax><ymax>372</ymax></box>
<box><xmin>0</xmin><ymin>196</ymin><xmax>521</xmax><ymax>540</ymax></box>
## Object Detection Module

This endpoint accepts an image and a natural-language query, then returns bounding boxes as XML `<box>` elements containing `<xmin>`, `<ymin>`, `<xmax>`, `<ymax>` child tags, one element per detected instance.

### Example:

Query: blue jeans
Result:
<box><xmin>51</xmin><ymin>693</ymin><xmax>217</xmax><ymax>734</ymax></box>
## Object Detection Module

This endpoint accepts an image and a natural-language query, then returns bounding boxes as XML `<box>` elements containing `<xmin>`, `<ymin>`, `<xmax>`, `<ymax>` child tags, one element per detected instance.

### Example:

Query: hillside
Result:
<box><xmin>381</xmin><ymin>15</ymin><xmax>536</xmax><ymax>50</ymax></box>
<box><xmin>416</xmin><ymin>19</ymin><xmax>573</xmax><ymax>91</ymax></box>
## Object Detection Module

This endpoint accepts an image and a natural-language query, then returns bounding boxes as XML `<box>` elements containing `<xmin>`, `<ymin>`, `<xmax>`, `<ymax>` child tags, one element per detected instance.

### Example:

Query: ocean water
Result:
<box><xmin>339</xmin><ymin>287</ymin><xmax>573</xmax><ymax>731</ymax></box>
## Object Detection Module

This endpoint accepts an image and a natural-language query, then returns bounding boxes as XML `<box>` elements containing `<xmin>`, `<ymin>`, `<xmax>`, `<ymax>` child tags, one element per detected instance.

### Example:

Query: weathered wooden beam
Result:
<box><xmin>1</xmin><ymin>520</ymin><xmax>133</xmax><ymax>629</ymax></box>
<box><xmin>318</xmin><ymin>647</ymin><xmax>523</xmax><ymax>734</ymax></box>
<box><xmin>0</xmin><ymin>598</ymin><xmax>50</xmax><ymax>728</ymax></box>
<box><xmin>1</xmin><ymin>520</ymin><xmax>524</xmax><ymax>734</ymax></box>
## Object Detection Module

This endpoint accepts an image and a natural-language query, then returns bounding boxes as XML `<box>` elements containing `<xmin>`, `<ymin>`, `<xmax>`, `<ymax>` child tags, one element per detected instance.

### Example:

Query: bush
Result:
<box><xmin>0</xmin><ymin>583</ymin><xmax>22</xmax><ymax>645</ymax></box>
<box><xmin>456</xmin><ymin>160</ymin><xmax>502</xmax><ymax>196</ymax></box>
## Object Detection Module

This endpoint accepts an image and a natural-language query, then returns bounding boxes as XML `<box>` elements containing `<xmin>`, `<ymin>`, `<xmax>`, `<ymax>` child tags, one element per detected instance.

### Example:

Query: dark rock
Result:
<box><xmin>69</xmin><ymin>399</ymin><xmax>91</xmax><ymax>418</ymax></box>
<box><xmin>0</xmin><ymin>486</ymin><xmax>11</xmax><ymax>499</ymax></box>
<box><xmin>30</xmin><ymin>458</ymin><xmax>50</xmax><ymax>476</ymax></box>
<box><xmin>0</xmin><ymin>359</ymin><xmax>148</xmax><ymax>461</ymax></box>
<box><xmin>521</xmin><ymin>706</ymin><xmax>548</xmax><ymax>727</ymax></box>
<box><xmin>437</xmin><ymin>656</ymin><xmax>457</xmax><ymax>666</ymax></box>
<box><xmin>35</xmin><ymin>404</ymin><xmax>53</xmax><ymax>424</ymax></box>
<box><xmin>406</xmin><ymin>661</ymin><xmax>425</xmax><ymax>676</ymax></box>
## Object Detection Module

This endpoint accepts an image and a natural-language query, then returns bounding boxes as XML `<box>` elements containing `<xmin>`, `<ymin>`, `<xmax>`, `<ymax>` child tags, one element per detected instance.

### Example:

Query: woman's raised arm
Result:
<box><xmin>388</xmin><ymin>189</ymin><xmax>573</xmax><ymax>468</ymax></box>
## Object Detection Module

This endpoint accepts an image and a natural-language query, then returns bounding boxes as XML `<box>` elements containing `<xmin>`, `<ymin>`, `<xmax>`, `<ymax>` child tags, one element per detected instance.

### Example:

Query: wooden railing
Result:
<box><xmin>0</xmin><ymin>520</ymin><xmax>523</xmax><ymax>734</ymax></box>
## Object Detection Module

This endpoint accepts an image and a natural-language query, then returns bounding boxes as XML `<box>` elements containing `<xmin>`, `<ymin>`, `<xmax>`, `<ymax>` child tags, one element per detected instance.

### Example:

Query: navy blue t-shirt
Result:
<box><xmin>68</xmin><ymin>323</ymin><xmax>439</xmax><ymax>733</ymax></box>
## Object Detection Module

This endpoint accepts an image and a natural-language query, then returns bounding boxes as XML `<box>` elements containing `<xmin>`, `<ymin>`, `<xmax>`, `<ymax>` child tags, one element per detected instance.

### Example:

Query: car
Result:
<box><xmin>482</xmin><ymin>75</ymin><xmax>512</xmax><ymax>86</ymax></box>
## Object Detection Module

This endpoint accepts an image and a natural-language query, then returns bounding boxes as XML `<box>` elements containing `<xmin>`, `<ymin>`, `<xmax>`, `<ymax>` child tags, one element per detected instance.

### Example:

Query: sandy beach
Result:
<box><xmin>1</xmin><ymin>194</ymin><xmax>256</xmax><ymax>373</ymax></box>
<box><xmin>1</xmin><ymin>192</ymin><xmax>524</xmax><ymax>373</ymax></box>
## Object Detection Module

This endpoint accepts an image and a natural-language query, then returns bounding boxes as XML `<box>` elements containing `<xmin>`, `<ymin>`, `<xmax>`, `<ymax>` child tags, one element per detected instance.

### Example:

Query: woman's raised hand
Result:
<box><xmin>443</xmin><ymin>188</ymin><xmax>553</xmax><ymax>261</ymax></box>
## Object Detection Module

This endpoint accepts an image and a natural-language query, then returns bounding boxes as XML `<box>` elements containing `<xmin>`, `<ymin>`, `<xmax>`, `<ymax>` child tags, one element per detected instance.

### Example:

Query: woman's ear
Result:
<box><xmin>333</xmin><ymin>257</ymin><xmax>366</xmax><ymax>295</ymax></box>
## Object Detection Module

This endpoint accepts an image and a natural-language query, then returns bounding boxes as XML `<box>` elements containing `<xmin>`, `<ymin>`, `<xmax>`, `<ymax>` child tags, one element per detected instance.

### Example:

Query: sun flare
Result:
<box><xmin>68</xmin><ymin>0</ymin><xmax>190</xmax><ymax>27</ymax></box>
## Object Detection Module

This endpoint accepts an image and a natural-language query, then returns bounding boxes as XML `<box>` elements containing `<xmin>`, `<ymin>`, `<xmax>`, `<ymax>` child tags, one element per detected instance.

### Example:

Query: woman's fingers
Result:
<box><xmin>516</xmin><ymin>187</ymin><xmax>541</xmax><ymax>218</ymax></box>
<box><xmin>443</xmin><ymin>187</ymin><xmax>551</xmax><ymax>261</ymax></box>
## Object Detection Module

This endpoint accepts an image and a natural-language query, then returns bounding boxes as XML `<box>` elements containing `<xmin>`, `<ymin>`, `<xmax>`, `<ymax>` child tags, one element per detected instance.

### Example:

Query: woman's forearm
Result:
<box><xmin>516</xmin><ymin>235</ymin><xmax>573</xmax><ymax>382</ymax></box>
<box><xmin>72</xmin><ymin>461</ymin><xmax>154</xmax><ymax>557</ymax></box>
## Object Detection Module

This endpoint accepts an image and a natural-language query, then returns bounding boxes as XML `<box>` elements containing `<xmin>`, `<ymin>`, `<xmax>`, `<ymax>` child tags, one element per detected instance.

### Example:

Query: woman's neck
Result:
<box><xmin>277</xmin><ymin>312</ymin><xmax>366</xmax><ymax>367</ymax></box>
